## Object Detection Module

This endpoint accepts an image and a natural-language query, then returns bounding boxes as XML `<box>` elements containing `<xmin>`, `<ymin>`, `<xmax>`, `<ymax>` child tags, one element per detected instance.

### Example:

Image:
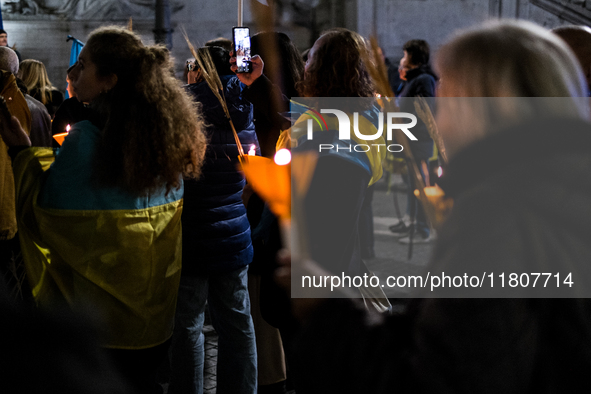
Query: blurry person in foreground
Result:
<box><xmin>286</xmin><ymin>20</ymin><xmax>591</xmax><ymax>394</ymax></box>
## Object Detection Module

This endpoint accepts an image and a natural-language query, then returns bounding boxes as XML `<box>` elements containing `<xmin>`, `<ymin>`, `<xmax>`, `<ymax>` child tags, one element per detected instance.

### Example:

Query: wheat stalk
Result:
<box><xmin>367</xmin><ymin>36</ymin><xmax>395</xmax><ymax>98</ymax></box>
<box><xmin>182</xmin><ymin>28</ymin><xmax>245</xmax><ymax>157</ymax></box>
<box><xmin>414</xmin><ymin>97</ymin><xmax>448</xmax><ymax>165</ymax></box>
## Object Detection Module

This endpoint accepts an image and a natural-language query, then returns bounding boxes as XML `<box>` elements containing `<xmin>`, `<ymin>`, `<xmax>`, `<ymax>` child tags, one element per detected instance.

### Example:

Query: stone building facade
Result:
<box><xmin>0</xmin><ymin>0</ymin><xmax>584</xmax><ymax>93</ymax></box>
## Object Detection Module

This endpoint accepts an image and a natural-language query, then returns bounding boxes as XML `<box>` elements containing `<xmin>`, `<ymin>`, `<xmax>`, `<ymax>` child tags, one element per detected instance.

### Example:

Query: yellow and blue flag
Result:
<box><xmin>13</xmin><ymin>146</ymin><xmax>183</xmax><ymax>350</ymax></box>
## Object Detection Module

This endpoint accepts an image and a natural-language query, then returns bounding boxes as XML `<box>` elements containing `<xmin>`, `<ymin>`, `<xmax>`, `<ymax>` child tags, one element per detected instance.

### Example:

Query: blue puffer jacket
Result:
<box><xmin>181</xmin><ymin>75</ymin><xmax>258</xmax><ymax>275</ymax></box>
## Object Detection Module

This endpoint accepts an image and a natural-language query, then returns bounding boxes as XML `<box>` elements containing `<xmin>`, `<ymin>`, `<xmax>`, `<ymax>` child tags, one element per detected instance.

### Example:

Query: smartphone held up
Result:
<box><xmin>233</xmin><ymin>27</ymin><xmax>252</xmax><ymax>73</ymax></box>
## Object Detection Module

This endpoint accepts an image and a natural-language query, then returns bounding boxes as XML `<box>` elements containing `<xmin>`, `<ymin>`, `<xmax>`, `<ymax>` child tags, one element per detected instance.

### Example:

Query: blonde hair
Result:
<box><xmin>435</xmin><ymin>20</ymin><xmax>589</xmax><ymax>155</ymax></box>
<box><xmin>18</xmin><ymin>59</ymin><xmax>56</xmax><ymax>105</ymax></box>
<box><xmin>437</xmin><ymin>19</ymin><xmax>587</xmax><ymax>98</ymax></box>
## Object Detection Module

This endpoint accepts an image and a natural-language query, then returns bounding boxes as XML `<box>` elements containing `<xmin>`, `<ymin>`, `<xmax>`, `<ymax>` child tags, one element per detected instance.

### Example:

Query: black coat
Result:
<box><xmin>294</xmin><ymin>117</ymin><xmax>591</xmax><ymax>393</ymax></box>
<box><xmin>398</xmin><ymin>65</ymin><xmax>437</xmax><ymax>147</ymax></box>
<box><xmin>181</xmin><ymin>75</ymin><xmax>258</xmax><ymax>275</ymax></box>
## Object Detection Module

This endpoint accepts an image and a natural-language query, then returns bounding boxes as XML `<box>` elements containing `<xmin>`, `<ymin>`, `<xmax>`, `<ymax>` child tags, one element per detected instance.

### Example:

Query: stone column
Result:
<box><xmin>489</xmin><ymin>0</ymin><xmax>521</xmax><ymax>18</ymax></box>
<box><xmin>155</xmin><ymin>0</ymin><xmax>173</xmax><ymax>49</ymax></box>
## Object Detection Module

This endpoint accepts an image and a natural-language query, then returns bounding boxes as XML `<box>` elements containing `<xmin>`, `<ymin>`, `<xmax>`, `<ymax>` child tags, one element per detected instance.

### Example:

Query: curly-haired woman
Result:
<box><xmin>1</xmin><ymin>26</ymin><xmax>206</xmax><ymax>393</ymax></box>
<box><xmin>294</xmin><ymin>28</ymin><xmax>384</xmax><ymax>277</ymax></box>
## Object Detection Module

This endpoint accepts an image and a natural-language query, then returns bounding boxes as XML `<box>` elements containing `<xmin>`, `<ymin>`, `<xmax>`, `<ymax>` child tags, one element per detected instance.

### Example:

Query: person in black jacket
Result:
<box><xmin>389</xmin><ymin>39</ymin><xmax>437</xmax><ymax>244</ymax></box>
<box><xmin>169</xmin><ymin>46</ymin><xmax>259</xmax><ymax>394</ymax></box>
<box><xmin>0</xmin><ymin>29</ymin><xmax>22</xmax><ymax>62</ymax></box>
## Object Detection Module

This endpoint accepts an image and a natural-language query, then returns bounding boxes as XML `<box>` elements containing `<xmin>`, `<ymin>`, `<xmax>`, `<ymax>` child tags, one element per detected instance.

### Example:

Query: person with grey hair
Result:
<box><xmin>0</xmin><ymin>47</ymin><xmax>51</xmax><ymax>146</ymax></box>
<box><xmin>0</xmin><ymin>45</ymin><xmax>20</xmax><ymax>75</ymax></box>
<box><xmin>0</xmin><ymin>46</ymin><xmax>31</xmax><ymax>288</ymax></box>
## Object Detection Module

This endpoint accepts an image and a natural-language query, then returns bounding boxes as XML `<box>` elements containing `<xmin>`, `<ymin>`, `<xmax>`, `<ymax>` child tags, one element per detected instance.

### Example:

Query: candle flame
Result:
<box><xmin>66</xmin><ymin>124</ymin><xmax>71</xmax><ymax>132</ymax></box>
<box><xmin>248</xmin><ymin>144</ymin><xmax>256</xmax><ymax>156</ymax></box>
<box><xmin>437</xmin><ymin>166</ymin><xmax>443</xmax><ymax>177</ymax></box>
<box><xmin>53</xmin><ymin>132</ymin><xmax>69</xmax><ymax>146</ymax></box>
<box><xmin>274</xmin><ymin>149</ymin><xmax>291</xmax><ymax>166</ymax></box>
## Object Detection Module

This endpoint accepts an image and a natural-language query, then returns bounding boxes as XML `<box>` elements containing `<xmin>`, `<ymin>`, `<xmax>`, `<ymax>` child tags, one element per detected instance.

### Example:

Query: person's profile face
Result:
<box><xmin>398</xmin><ymin>58</ymin><xmax>409</xmax><ymax>81</ymax></box>
<box><xmin>0</xmin><ymin>34</ymin><xmax>8</xmax><ymax>47</ymax></box>
<box><xmin>305</xmin><ymin>35</ymin><xmax>326</xmax><ymax>74</ymax></box>
<box><xmin>68</xmin><ymin>47</ymin><xmax>113</xmax><ymax>104</ymax></box>
<box><xmin>66</xmin><ymin>75</ymin><xmax>76</xmax><ymax>99</ymax></box>
<box><xmin>402</xmin><ymin>49</ymin><xmax>421</xmax><ymax>71</ymax></box>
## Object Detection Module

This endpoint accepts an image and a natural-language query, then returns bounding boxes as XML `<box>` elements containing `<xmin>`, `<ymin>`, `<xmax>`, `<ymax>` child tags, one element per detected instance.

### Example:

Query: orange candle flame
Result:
<box><xmin>53</xmin><ymin>124</ymin><xmax>71</xmax><ymax>146</ymax></box>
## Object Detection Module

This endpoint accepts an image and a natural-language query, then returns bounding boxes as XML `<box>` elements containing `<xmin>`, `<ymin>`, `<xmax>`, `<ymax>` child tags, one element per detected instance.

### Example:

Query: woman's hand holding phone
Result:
<box><xmin>230</xmin><ymin>53</ymin><xmax>264</xmax><ymax>86</ymax></box>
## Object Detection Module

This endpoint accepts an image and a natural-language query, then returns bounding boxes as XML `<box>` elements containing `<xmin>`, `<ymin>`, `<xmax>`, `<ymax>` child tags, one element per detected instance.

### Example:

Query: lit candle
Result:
<box><xmin>414</xmin><ymin>185</ymin><xmax>453</xmax><ymax>226</ymax></box>
<box><xmin>274</xmin><ymin>148</ymin><xmax>291</xmax><ymax>166</ymax></box>
<box><xmin>66</xmin><ymin>124</ymin><xmax>71</xmax><ymax>133</ymax></box>
<box><xmin>248</xmin><ymin>144</ymin><xmax>256</xmax><ymax>156</ymax></box>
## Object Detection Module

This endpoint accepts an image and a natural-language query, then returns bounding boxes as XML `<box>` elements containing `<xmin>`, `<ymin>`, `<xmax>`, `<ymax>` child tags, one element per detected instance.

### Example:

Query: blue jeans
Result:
<box><xmin>169</xmin><ymin>266</ymin><xmax>257</xmax><ymax>394</ymax></box>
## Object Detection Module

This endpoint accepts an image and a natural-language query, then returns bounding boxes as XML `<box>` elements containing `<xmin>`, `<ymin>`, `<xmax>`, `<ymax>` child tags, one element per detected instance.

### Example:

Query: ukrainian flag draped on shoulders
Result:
<box><xmin>12</xmin><ymin>120</ymin><xmax>183</xmax><ymax>350</ymax></box>
<box><xmin>279</xmin><ymin>99</ymin><xmax>386</xmax><ymax>186</ymax></box>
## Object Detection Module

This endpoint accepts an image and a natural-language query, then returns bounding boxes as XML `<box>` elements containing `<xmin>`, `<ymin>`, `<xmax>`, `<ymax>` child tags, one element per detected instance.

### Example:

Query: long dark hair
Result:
<box><xmin>86</xmin><ymin>26</ymin><xmax>206</xmax><ymax>195</ymax></box>
<box><xmin>298</xmin><ymin>28</ymin><xmax>374</xmax><ymax>98</ymax></box>
<box><xmin>251</xmin><ymin>31</ymin><xmax>304</xmax><ymax>98</ymax></box>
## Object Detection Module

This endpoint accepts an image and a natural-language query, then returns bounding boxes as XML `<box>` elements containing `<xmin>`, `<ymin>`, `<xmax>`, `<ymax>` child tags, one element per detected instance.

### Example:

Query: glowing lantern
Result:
<box><xmin>274</xmin><ymin>149</ymin><xmax>291</xmax><ymax>166</ymax></box>
<box><xmin>239</xmin><ymin>154</ymin><xmax>291</xmax><ymax>220</ymax></box>
<box><xmin>414</xmin><ymin>185</ymin><xmax>453</xmax><ymax>226</ymax></box>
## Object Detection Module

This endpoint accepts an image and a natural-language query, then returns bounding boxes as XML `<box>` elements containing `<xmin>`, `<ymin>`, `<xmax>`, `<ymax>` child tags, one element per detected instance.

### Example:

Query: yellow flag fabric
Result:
<box><xmin>279</xmin><ymin>110</ymin><xmax>386</xmax><ymax>186</ymax></box>
<box><xmin>13</xmin><ymin>148</ymin><xmax>183</xmax><ymax>349</ymax></box>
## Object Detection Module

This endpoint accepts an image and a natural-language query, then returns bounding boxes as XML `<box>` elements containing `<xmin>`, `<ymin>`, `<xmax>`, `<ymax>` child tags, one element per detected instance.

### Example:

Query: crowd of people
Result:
<box><xmin>0</xmin><ymin>16</ymin><xmax>590</xmax><ymax>394</ymax></box>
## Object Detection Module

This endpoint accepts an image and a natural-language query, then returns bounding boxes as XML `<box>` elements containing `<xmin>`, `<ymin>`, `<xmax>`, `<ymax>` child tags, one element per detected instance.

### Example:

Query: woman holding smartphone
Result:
<box><xmin>233</xmin><ymin>28</ymin><xmax>384</xmax><ymax>275</ymax></box>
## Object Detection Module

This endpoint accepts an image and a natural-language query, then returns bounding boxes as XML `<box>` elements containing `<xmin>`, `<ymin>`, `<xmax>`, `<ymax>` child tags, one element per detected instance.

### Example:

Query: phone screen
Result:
<box><xmin>233</xmin><ymin>27</ymin><xmax>251</xmax><ymax>73</ymax></box>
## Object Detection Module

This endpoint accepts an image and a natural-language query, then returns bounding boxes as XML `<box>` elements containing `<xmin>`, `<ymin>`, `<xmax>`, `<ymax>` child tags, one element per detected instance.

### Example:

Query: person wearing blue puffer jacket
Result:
<box><xmin>169</xmin><ymin>46</ymin><xmax>259</xmax><ymax>394</ymax></box>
